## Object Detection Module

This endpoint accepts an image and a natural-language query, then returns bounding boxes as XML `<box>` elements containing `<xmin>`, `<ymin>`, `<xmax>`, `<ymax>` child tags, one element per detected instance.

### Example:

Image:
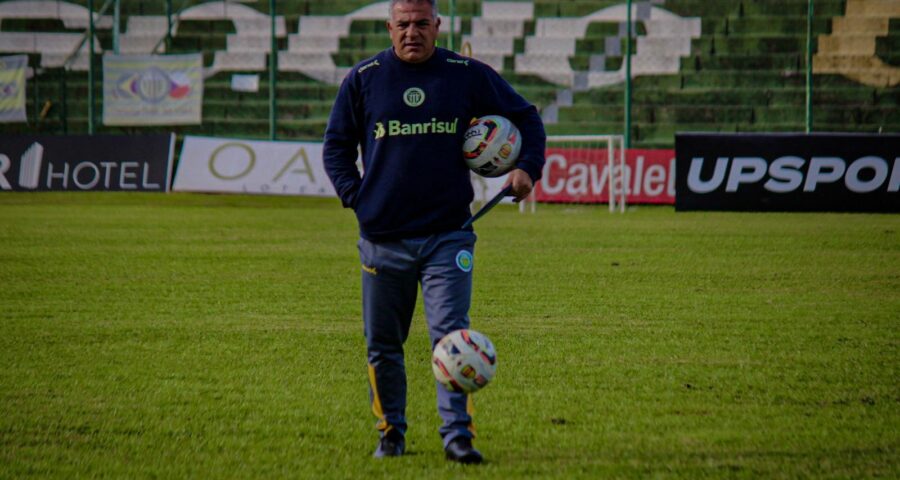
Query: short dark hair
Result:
<box><xmin>389</xmin><ymin>0</ymin><xmax>439</xmax><ymax>19</ymax></box>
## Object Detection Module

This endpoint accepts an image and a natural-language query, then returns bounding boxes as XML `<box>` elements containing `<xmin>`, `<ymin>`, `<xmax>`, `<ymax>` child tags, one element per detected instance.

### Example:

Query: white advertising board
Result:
<box><xmin>174</xmin><ymin>136</ymin><xmax>338</xmax><ymax>196</ymax></box>
<box><xmin>175</xmin><ymin>135</ymin><xmax>519</xmax><ymax>203</ymax></box>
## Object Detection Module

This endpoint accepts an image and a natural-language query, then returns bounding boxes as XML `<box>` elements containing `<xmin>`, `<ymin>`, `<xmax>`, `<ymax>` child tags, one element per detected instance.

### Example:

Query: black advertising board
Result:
<box><xmin>0</xmin><ymin>134</ymin><xmax>175</xmax><ymax>192</ymax></box>
<box><xmin>675</xmin><ymin>133</ymin><xmax>899</xmax><ymax>212</ymax></box>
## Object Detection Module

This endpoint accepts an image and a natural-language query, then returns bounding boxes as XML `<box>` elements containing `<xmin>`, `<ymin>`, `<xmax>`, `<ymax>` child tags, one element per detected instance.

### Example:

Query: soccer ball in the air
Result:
<box><xmin>462</xmin><ymin>115</ymin><xmax>522</xmax><ymax>177</ymax></box>
<box><xmin>432</xmin><ymin>329</ymin><xmax>497</xmax><ymax>393</ymax></box>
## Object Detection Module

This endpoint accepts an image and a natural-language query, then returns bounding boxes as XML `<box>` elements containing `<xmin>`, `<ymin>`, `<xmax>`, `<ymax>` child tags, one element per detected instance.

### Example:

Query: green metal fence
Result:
<box><xmin>4</xmin><ymin>0</ymin><xmax>898</xmax><ymax>146</ymax></box>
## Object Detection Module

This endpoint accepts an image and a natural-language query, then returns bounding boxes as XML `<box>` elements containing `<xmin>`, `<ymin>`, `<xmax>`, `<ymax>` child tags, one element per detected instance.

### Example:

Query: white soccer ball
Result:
<box><xmin>432</xmin><ymin>329</ymin><xmax>497</xmax><ymax>393</ymax></box>
<box><xmin>462</xmin><ymin>115</ymin><xmax>522</xmax><ymax>177</ymax></box>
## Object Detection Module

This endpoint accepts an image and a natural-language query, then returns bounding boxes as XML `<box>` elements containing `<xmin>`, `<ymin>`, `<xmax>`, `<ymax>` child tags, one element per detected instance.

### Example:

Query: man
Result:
<box><xmin>322</xmin><ymin>0</ymin><xmax>545</xmax><ymax>464</ymax></box>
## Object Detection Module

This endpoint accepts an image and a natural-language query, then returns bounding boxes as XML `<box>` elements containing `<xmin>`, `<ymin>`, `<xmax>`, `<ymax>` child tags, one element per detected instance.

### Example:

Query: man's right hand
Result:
<box><xmin>505</xmin><ymin>168</ymin><xmax>534</xmax><ymax>202</ymax></box>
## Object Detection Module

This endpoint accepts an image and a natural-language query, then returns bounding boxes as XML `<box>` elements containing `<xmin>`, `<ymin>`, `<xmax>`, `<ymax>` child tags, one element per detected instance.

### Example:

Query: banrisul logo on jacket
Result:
<box><xmin>373</xmin><ymin>118</ymin><xmax>459</xmax><ymax>140</ymax></box>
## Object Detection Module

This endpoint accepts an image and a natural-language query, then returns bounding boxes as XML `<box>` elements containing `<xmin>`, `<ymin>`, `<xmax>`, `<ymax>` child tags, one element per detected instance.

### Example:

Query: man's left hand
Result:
<box><xmin>505</xmin><ymin>168</ymin><xmax>534</xmax><ymax>202</ymax></box>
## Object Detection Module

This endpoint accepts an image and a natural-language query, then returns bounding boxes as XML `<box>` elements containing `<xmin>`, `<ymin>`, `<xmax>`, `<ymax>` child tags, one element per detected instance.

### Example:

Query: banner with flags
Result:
<box><xmin>0</xmin><ymin>55</ymin><xmax>27</xmax><ymax>123</ymax></box>
<box><xmin>103</xmin><ymin>53</ymin><xmax>203</xmax><ymax>126</ymax></box>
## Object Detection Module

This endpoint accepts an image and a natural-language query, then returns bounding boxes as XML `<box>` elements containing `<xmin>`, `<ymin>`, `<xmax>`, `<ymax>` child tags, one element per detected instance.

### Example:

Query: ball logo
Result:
<box><xmin>403</xmin><ymin>87</ymin><xmax>425</xmax><ymax>107</ymax></box>
<box><xmin>498</xmin><ymin>143</ymin><xmax>512</xmax><ymax>159</ymax></box>
<box><xmin>455</xmin><ymin>250</ymin><xmax>473</xmax><ymax>272</ymax></box>
<box><xmin>464</xmin><ymin>127</ymin><xmax>484</xmax><ymax>141</ymax></box>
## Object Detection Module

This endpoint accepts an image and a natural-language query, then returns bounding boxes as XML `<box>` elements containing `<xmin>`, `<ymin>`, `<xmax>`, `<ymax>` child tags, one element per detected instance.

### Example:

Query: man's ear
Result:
<box><xmin>385</xmin><ymin>19</ymin><xmax>392</xmax><ymax>33</ymax></box>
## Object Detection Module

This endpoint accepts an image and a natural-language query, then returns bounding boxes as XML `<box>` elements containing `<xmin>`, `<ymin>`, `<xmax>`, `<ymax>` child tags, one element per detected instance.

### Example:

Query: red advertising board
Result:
<box><xmin>535</xmin><ymin>148</ymin><xmax>675</xmax><ymax>204</ymax></box>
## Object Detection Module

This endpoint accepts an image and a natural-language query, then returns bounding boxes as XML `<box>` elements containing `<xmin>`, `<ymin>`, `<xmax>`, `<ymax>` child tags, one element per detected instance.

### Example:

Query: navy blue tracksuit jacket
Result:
<box><xmin>323</xmin><ymin>47</ymin><xmax>546</xmax><ymax>241</ymax></box>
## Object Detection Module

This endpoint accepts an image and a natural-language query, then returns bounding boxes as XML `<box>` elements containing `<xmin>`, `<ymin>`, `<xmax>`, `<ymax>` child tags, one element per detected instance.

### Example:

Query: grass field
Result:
<box><xmin>1</xmin><ymin>192</ymin><xmax>897</xmax><ymax>478</ymax></box>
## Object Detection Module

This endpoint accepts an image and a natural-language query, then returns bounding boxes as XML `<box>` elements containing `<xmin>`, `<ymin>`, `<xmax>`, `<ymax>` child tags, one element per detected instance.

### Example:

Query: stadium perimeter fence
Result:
<box><xmin>3</xmin><ymin>0</ymin><xmax>898</xmax><ymax>164</ymax></box>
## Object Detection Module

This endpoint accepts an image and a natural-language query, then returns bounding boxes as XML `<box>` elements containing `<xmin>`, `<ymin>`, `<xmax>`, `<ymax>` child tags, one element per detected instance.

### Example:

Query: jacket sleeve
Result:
<box><xmin>323</xmin><ymin>71</ymin><xmax>363</xmax><ymax>209</ymax></box>
<box><xmin>475</xmin><ymin>65</ymin><xmax>547</xmax><ymax>183</ymax></box>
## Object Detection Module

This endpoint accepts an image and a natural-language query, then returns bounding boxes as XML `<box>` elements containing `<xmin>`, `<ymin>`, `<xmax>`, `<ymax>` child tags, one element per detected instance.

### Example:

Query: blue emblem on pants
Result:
<box><xmin>455</xmin><ymin>250</ymin><xmax>473</xmax><ymax>272</ymax></box>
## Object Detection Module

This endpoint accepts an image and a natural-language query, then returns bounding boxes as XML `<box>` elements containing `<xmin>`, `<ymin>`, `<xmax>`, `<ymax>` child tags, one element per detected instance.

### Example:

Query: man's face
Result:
<box><xmin>387</xmin><ymin>1</ymin><xmax>440</xmax><ymax>63</ymax></box>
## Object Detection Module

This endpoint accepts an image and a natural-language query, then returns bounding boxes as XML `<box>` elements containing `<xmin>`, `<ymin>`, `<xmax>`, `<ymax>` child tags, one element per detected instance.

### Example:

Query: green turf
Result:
<box><xmin>0</xmin><ymin>192</ymin><xmax>897</xmax><ymax>478</ymax></box>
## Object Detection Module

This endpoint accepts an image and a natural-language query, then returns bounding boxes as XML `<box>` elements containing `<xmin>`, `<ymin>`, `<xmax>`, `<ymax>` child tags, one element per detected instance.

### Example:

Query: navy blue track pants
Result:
<box><xmin>358</xmin><ymin>230</ymin><xmax>476</xmax><ymax>447</ymax></box>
